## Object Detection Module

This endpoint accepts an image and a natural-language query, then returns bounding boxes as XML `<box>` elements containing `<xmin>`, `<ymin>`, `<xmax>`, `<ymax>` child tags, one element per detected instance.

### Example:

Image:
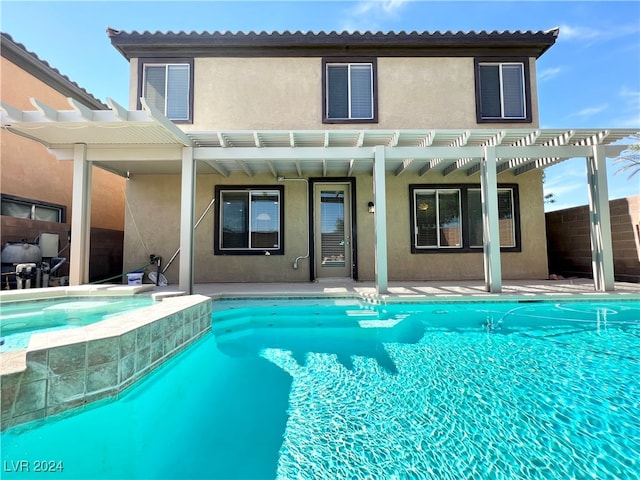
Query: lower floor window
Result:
<box><xmin>414</xmin><ymin>189</ymin><xmax>462</xmax><ymax>248</ymax></box>
<box><xmin>411</xmin><ymin>184</ymin><xmax>519</xmax><ymax>253</ymax></box>
<box><xmin>0</xmin><ymin>194</ymin><xmax>65</xmax><ymax>222</ymax></box>
<box><xmin>214</xmin><ymin>186</ymin><xmax>284</xmax><ymax>255</ymax></box>
<box><xmin>467</xmin><ymin>189</ymin><xmax>516</xmax><ymax>248</ymax></box>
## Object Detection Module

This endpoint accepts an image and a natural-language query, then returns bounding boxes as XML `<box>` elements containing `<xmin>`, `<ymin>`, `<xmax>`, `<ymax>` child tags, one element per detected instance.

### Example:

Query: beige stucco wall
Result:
<box><xmin>129</xmin><ymin>56</ymin><xmax>539</xmax><ymax>130</ymax></box>
<box><xmin>1</xmin><ymin>57</ymin><xmax>125</xmax><ymax>231</ymax></box>
<box><xmin>384</xmin><ymin>169</ymin><xmax>548</xmax><ymax>281</ymax></box>
<box><xmin>123</xmin><ymin>174</ymin><xmax>316</xmax><ymax>283</ymax></box>
<box><xmin>123</xmin><ymin>168</ymin><xmax>548</xmax><ymax>283</ymax></box>
<box><xmin>122</xmin><ymin>53</ymin><xmax>546</xmax><ymax>282</ymax></box>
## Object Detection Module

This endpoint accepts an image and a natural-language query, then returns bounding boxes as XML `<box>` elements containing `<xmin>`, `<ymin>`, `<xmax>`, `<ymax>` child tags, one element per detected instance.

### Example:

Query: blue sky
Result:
<box><xmin>2</xmin><ymin>0</ymin><xmax>639</xmax><ymax>210</ymax></box>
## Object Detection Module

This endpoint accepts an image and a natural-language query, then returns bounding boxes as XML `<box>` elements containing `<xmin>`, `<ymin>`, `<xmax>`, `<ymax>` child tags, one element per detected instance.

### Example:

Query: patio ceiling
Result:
<box><xmin>2</xmin><ymin>97</ymin><xmax>636</xmax><ymax>178</ymax></box>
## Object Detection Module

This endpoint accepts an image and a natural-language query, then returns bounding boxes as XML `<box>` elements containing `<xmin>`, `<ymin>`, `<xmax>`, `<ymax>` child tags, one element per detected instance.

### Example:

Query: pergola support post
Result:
<box><xmin>373</xmin><ymin>146</ymin><xmax>389</xmax><ymax>294</ymax></box>
<box><xmin>481</xmin><ymin>146</ymin><xmax>502</xmax><ymax>292</ymax></box>
<box><xmin>178</xmin><ymin>147</ymin><xmax>195</xmax><ymax>294</ymax></box>
<box><xmin>69</xmin><ymin>143</ymin><xmax>92</xmax><ymax>285</ymax></box>
<box><xmin>586</xmin><ymin>145</ymin><xmax>615</xmax><ymax>291</ymax></box>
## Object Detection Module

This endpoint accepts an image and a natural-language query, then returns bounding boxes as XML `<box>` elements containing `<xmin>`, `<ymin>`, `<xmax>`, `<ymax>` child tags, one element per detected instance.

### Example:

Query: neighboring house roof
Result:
<box><xmin>107</xmin><ymin>28</ymin><xmax>559</xmax><ymax>60</ymax></box>
<box><xmin>1</xmin><ymin>32</ymin><xmax>107</xmax><ymax>110</ymax></box>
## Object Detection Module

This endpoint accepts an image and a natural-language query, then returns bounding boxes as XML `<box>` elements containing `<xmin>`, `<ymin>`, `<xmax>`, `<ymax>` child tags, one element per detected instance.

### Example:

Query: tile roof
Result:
<box><xmin>107</xmin><ymin>28</ymin><xmax>559</xmax><ymax>40</ymax></box>
<box><xmin>1</xmin><ymin>32</ymin><xmax>107</xmax><ymax>109</ymax></box>
<box><xmin>107</xmin><ymin>28</ymin><xmax>559</xmax><ymax>59</ymax></box>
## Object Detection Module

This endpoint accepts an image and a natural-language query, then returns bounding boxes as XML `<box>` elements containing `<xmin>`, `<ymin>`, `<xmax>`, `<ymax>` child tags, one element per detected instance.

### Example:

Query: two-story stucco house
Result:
<box><xmin>1</xmin><ymin>29</ymin><xmax>634</xmax><ymax>294</ymax></box>
<box><xmin>0</xmin><ymin>33</ymin><xmax>126</xmax><ymax>285</ymax></box>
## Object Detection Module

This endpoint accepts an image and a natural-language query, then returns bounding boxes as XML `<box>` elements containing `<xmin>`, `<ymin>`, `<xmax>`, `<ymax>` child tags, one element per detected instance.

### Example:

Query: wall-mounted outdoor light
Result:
<box><xmin>368</xmin><ymin>201</ymin><xmax>375</xmax><ymax>213</ymax></box>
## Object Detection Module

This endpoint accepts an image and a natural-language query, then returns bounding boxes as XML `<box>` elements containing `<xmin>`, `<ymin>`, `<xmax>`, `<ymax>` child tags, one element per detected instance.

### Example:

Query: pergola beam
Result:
<box><xmin>587</xmin><ymin>145</ymin><xmax>615</xmax><ymax>291</ymax></box>
<box><xmin>204</xmin><ymin>160</ymin><xmax>229</xmax><ymax>177</ymax></box>
<box><xmin>373</xmin><ymin>146</ymin><xmax>388</xmax><ymax>294</ymax></box>
<box><xmin>194</xmin><ymin>146</ymin><xmax>375</xmax><ymax>161</ymax></box>
<box><xmin>347</xmin><ymin>159</ymin><xmax>355</xmax><ymax>177</ymax></box>
<box><xmin>139</xmin><ymin>98</ymin><xmax>193</xmax><ymax>146</ymax></box>
<box><xmin>395</xmin><ymin>158</ymin><xmax>413</xmax><ymax>176</ymax></box>
<box><xmin>236</xmin><ymin>159</ymin><xmax>254</xmax><ymax>177</ymax></box>
<box><xmin>178</xmin><ymin>147</ymin><xmax>195</xmax><ymax>294</ymax></box>
<box><xmin>106</xmin><ymin>97</ymin><xmax>130</xmax><ymax>120</ymax></box>
<box><xmin>480</xmin><ymin>146</ymin><xmax>502</xmax><ymax>293</ymax></box>
<box><xmin>69</xmin><ymin>144</ymin><xmax>91</xmax><ymax>286</ymax></box>
<box><xmin>30</xmin><ymin>98</ymin><xmax>59</xmax><ymax>121</ymax></box>
<box><xmin>67</xmin><ymin>97</ymin><xmax>95</xmax><ymax>121</ymax></box>
<box><xmin>266</xmin><ymin>159</ymin><xmax>278</xmax><ymax>178</ymax></box>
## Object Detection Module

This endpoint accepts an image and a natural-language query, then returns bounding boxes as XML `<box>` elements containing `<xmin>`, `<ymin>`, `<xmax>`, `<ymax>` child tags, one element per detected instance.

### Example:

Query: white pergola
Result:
<box><xmin>2</xmin><ymin>97</ymin><xmax>637</xmax><ymax>294</ymax></box>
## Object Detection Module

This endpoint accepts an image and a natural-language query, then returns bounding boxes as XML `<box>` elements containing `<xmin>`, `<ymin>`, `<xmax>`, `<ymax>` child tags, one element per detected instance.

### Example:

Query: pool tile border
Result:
<box><xmin>0</xmin><ymin>294</ymin><xmax>211</xmax><ymax>432</ymax></box>
<box><xmin>208</xmin><ymin>290</ymin><xmax>640</xmax><ymax>305</ymax></box>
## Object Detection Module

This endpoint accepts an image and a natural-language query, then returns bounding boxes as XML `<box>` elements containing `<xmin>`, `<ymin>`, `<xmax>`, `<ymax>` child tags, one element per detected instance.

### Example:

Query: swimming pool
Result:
<box><xmin>0</xmin><ymin>296</ymin><xmax>155</xmax><ymax>352</ymax></box>
<box><xmin>1</xmin><ymin>298</ymin><xmax>638</xmax><ymax>479</ymax></box>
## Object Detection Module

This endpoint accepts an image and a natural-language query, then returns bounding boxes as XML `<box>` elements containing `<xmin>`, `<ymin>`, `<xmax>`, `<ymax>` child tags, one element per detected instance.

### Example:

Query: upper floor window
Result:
<box><xmin>323</xmin><ymin>59</ymin><xmax>377</xmax><ymax>123</ymax></box>
<box><xmin>139</xmin><ymin>59</ymin><xmax>193</xmax><ymax>123</ymax></box>
<box><xmin>1</xmin><ymin>194</ymin><xmax>65</xmax><ymax>223</ymax></box>
<box><xmin>475</xmin><ymin>59</ymin><xmax>531</xmax><ymax>123</ymax></box>
<box><xmin>214</xmin><ymin>186</ymin><xmax>284</xmax><ymax>255</ymax></box>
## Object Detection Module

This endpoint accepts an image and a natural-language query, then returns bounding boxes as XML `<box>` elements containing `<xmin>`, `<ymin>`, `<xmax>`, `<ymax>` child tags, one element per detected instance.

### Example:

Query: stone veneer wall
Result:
<box><xmin>1</xmin><ymin>294</ymin><xmax>212</xmax><ymax>431</ymax></box>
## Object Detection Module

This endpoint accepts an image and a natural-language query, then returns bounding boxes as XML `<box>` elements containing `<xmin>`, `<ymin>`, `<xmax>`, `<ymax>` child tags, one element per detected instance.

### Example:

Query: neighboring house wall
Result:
<box><xmin>0</xmin><ymin>35</ymin><xmax>126</xmax><ymax>283</ymax></box>
<box><xmin>546</xmin><ymin>195</ymin><xmax>640</xmax><ymax>282</ymax></box>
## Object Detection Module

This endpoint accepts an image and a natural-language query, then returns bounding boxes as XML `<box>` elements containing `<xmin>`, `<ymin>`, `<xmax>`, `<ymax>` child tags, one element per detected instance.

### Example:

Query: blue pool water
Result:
<box><xmin>0</xmin><ymin>296</ymin><xmax>155</xmax><ymax>352</ymax></box>
<box><xmin>1</xmin><ymin>298</ymin><xmax>639</xmax><ymax>479</ymax></box>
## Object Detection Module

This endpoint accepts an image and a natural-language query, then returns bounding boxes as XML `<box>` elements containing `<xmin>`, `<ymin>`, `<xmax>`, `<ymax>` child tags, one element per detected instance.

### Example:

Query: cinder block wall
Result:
<box><xmin>546</xmin><ymin>195</ymin><xmax>640</xmax><ymax>282</ymax></box>
<box><xmin>0</xmin><ymin>217</ymin><xmax>124</xmax><ymax>284</ymax></box>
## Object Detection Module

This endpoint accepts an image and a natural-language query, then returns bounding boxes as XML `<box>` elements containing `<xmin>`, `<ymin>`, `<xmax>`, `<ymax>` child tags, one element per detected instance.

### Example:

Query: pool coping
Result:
<box><xmin>0</xmin><ymin>284</ymin><xmax>156</xmax><ymax>304</ymax></box>
<box><xmin>0</xmin><ymin>287</ymin><xmax>212</xmax><ymax>432</ymax></box>
<box><xmin>207</xmin><ymin>290</ymin><xmax>640</xmax><ymax>304</ymax></box>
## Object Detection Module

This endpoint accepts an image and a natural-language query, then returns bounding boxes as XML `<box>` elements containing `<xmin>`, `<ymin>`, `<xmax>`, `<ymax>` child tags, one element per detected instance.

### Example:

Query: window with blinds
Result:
<box><xmin>410</xmin><ymin>185</ymin><xmax>520</xmax><ymax>253</ymax></box>
<box><xmin>476</xmin><ymin>60</ymin><xmax>529</xmax><ymax>122</ymax></box>
<box><xmin>324</xmin><ymin>60</ymin><xmax>376</xmax><ymax>122</ymax></box>
<box><xmin>142</xmin><ymin>62</ymin><xmax>191</xmax><ymax>122</ymax></box>
<box><xmin>214</xmin><ymin>186</ymin><xmax>284</xmax><ymax>255</ymax></box>
<box><xmin>467</xmin><ymin>189</ymin><xmax>516</xmax><ymax>248</ymax></box>
<box><xmin>413</xmin><ymin>189</ymin><xmax>462</xmax><ymax>249</ymax></box>
<box><xmin>320</xmin><ymin>191</ymin><xmax>346</xmax><ymax>267</ymax></box>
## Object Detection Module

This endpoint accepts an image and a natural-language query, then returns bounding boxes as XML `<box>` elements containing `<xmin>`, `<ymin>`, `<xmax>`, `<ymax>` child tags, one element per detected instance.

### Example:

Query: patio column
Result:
<box><xmin>373</xmin><ymin>146</ymin><xmax>388</xmax><ymax>294</ymax></box>
<box><xmin>179</xmin><ymin>146</ymin><xmax>195</xmax><ymax>294</ymax></box>
<box><xmin>586</xmin><ymin>145</ymin><xmax>615</xmax><ymax>291</ymax></box>
<box><xmin>480</xmin><ymin>146</ymin><xmax>502</xmax><ymax>292</ymax></box>
<box><xmin>69</xmin><ymin>143</ymin><xmax>92</xmax><ymax>285</ymax></box>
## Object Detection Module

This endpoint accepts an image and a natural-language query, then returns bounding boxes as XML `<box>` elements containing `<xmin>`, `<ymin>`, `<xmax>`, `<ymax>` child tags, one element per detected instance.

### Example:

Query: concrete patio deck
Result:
<box><xmin>155</xmin><ymin>278</ymin><xmax>640</xmax><ymax>302</ymax></box>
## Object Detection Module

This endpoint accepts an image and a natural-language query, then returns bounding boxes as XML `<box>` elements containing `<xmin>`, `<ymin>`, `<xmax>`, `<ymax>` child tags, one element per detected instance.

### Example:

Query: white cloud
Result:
<box><xmin>543</xmin><ymin>181</ymin><xmax>581</xmax><ymax>199</ymax></box>
<box><xmin>557</xmin><ymin>24</ymin><xmax>602</xmax><ymax>42</ymax></box>
<box><xmin>543</xmin><ymin>161</ymin><xmax>589</xmax><ymax>210</ymax></box>
<box><xmin>620</xmin><ymin>87</ymin><xmax>640</xmax><ymax>106</ymax></box>
<box><xmin>354</xmin><ymin>0</ymin><xmax>410</xmax><ymax>15</ymax></box>
<box><xmin>616</xmin><ymin>88</ymin><xmax>640</xmax><ymax>127</ymax></box>
<box><xmin>342</xmin><ymin>0</ymin><xmax>411</xmax><ymax>32</ymax></box>
<box><xmin>538</xmin><ymin>67</ymin><xmax>563</xmax><ymax>82</ymax></box>
<box><xmin>616</xmin><ymin>114</ymin><xmax>640</xmax><ymax>129</ymax></box>
<box><xmin>569</xmin><ymin>104</ymin><xmax>608</xmax><ymax>118</ymax></box>
<box><xmin>557</xmin><ymin>23</ymin><xmax>640</xmax><ymax>45</ymax></box>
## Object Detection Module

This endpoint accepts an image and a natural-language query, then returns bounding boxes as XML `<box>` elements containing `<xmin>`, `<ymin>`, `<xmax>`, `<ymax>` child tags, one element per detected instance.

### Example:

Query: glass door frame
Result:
<box><xmin>308</xmin><ymin>177</ymin><xmax>358</xmax><ymax>281</ymax></box>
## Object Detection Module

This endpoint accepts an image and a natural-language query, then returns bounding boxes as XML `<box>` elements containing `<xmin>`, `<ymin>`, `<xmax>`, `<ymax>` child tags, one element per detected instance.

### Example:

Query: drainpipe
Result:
<box><xmin>278</xmin><ymin>177</ymin><xmax>309</xmax><ymax>269</ymax></box>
